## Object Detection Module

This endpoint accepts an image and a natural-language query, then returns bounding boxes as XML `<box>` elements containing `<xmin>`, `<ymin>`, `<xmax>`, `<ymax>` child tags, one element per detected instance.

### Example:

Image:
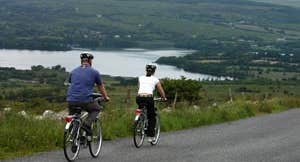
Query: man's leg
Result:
<box><xmin>84</xmin><ymin>101</ymin><xmax>101</xmax><ymax>129</ymax></box>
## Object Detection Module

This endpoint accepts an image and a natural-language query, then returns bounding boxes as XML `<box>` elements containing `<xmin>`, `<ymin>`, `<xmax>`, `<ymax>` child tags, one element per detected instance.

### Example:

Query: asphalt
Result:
<box><xmin>3</xmin><ymin>108</ymin><xmax>300</xmax><ymax>162</ymax></box>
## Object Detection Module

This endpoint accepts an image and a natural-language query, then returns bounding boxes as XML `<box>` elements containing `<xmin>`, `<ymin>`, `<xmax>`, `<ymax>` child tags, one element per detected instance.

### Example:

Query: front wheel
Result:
<box><xmin>151</xmin><ymin>113</ymin><xmax>160</xmax><ymax>145</ymax></box>
<box><xmin>133</xmin><ymin>117</ymin><xmax>145</xmax><ymax>148</ymax></box>
<box><xmin>63</xmin><ymin>121</ymin><xmax>80</xmax><ymax>162</ymax></box>
<box><xmin>88</xmin><ymin>118</ymin><xmax>103</xmax><ymax>157</ymax></box>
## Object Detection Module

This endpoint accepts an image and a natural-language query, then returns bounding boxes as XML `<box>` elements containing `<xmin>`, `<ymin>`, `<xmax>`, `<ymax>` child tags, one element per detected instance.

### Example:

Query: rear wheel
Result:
<box><xmin>151</xmin><ymin>113</ymin><xmax>160</xmax><ymax>145</ymax></box>
<box><xmin>133</xmin><ymin>117</ymin><xmax>145</xmax><ymax>148</ymax></box>
<box><xmin>63</xmin><ymin>121</ymin><xmax>80</xmax><ymax>162</ymax></box>
<box><xmin>88</xmin><ymin>118</ymin><xmax>103</xmax><ymax>157</ymax></box>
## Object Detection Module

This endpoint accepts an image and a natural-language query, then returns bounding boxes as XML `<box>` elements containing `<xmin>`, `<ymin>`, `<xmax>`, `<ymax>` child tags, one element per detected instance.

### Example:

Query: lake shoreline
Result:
<box><xmin>0</xmin><ymin>49</ymin><xmax>229</xmax><ymax>80</ymax></box>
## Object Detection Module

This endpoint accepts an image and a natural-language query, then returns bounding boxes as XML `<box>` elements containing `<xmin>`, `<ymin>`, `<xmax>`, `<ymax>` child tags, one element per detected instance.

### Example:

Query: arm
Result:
<box><xmin>98</xmin><ymin>84</ymin><xmax>110</xmax><ymax>101</ymax></box>
<box><xmin>156</xmin><ymin>82</ymin><xmax>167</xmax><ymax>100</ymax></box>
<box><xmin>95</xmin><ymin>70</ymin><xmax>110</xmax><ymax>101</ymax></box>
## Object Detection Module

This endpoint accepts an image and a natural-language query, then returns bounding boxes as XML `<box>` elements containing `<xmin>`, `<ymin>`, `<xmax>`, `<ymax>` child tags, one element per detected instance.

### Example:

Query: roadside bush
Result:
<box><xmin>162</xmin><ymin>77</ymin><xmax>202</xmax><ymax>103</ymax></box>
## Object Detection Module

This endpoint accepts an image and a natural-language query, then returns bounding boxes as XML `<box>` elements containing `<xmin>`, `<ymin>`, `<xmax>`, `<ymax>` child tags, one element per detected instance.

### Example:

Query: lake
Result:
<box><xmin>0</xmin><ymin>49</ymin><xmax>229</xmax><ymax>80</ymax></box>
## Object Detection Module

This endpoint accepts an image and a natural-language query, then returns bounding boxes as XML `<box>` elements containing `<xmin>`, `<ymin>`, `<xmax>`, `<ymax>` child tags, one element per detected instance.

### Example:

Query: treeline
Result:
<box><xmin>156</xmin><ymin>56</ymin><xmax>250</xmax><ymax>78</ymax></box>
<box><xmin>0</xmin><ymin>65</ymin><xmax>68</xmax><ymax>85</ymax></box>
<box><xmin>0</xmin><ymin>36</ymin><xmax>138</xmax><ymax>51</ymax></box>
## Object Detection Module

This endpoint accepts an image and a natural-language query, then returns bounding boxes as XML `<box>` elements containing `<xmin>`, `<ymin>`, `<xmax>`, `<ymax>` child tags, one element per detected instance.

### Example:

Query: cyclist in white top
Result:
<box><xmin>136</xmin><ymin>64</ymin><xmax>167</xmax><ymax>142</ymax></box>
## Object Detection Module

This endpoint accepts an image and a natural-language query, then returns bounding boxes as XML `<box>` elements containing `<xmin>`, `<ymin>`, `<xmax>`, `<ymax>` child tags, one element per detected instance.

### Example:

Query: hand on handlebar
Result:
<box><xmin>104</xmin><ymin>96</ymin><xmax>110</xmax><ymax>102</ymax></box>
<box><xmin>154</xmin><ymin>97</ymin><xmax>167</xmax><ymax>102</ymax></box>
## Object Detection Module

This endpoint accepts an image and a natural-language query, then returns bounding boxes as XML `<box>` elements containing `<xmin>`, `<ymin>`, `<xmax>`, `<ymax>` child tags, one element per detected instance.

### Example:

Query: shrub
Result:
<box><xmin>162</xmin><ymin>77</ymin><xmax>202</xmax><ymax>103</ymax></box>
<box><xmin>258</xmin><ymin>101</ymin><xmax>273</xmax><ymax>113</ymax></box>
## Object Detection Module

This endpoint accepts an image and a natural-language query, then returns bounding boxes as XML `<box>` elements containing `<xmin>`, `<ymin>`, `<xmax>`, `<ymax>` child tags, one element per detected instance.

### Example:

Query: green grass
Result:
<box><xmin>0</xmin><ymin>113</ymin><xmax>64</xmax><ymax>159</ymax></box>
<box><xmin>161</xmin><ymin>97</ymin><xmax>300</xmax><ymax>132</ymax></box>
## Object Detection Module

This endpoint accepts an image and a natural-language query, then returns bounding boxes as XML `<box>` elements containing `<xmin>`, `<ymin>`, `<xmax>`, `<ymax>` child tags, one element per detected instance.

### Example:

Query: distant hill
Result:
<box><xmin>0</xmin><ymin>0</ymin><xmax>300</xmax><ymax>50</ymax></box>
<box><xmin>252</xmin><ymin>0</ymin><xmax>300</xmax><ymax>7</ymax></box>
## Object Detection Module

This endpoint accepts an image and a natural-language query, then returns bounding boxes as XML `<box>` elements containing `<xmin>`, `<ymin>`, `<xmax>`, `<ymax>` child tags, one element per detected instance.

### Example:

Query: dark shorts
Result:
<box><xmin>68</xmin><ymin>101</ymin><xmax>101</xmax><ymax>114</ymax></box>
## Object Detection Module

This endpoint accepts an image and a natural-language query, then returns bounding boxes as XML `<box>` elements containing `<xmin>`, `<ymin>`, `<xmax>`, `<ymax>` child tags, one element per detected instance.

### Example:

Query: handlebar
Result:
<box><xmin>154</xmin><ymin>97</ymin><xmax>167</xmax><ymax>102</ymax></box>
<box><xmin>92</xmin><ymin>93</ymin><xmax>109</xmax><ymax>102</ymax></box>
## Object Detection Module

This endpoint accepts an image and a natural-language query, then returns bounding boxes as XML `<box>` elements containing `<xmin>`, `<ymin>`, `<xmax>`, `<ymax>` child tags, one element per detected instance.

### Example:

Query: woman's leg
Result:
<box><xmin>146</xmin><ymin>97</ymin><xmax>156</xmax><ymax>137</ymax></box>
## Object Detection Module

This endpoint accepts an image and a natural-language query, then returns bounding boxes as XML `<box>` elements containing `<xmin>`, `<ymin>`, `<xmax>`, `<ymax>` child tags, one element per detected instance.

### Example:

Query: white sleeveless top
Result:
<box><xmin>138</xmin><ymin>75</ymin><xmax>159</xmax><ymax>95</ymax></box>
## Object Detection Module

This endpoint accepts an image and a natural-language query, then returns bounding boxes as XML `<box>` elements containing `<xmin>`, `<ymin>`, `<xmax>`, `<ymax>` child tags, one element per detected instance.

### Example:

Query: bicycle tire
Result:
<box><xmin>88</xmin><ymin>118</ymin><xmax>103</xmax><ymax>157</ymax></box>
<box><xmin>151</xmin><ymin>113</ymin><xmax>160</xmax><ymax>145</ymax></box>
<box><xmin>133</xmin><ymin>117</ymin><xmax>145</xmax><ymax>148</ymax></box>
<box><xmin>63</xmin><ymin>121</ymin><xmax>80</xmax><ymax>162</ymax></box>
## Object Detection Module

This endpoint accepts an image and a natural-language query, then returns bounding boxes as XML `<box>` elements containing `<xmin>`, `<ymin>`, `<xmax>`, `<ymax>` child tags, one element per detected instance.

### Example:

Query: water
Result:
<box><xmin>0</xmin><ymin>49</ymin><xmax>228</xmax><ymax>80</ymax></box>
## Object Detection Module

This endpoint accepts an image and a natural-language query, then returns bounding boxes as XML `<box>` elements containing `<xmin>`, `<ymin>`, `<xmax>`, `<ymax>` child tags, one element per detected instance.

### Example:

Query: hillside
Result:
<box><xmin>1</xmin><ymin>0</ymin><xmax>300</xmax><ymax>50</ymax></box>
<box><xmin>252</xmin><ymin>0</ymin><xmax>300</xmax><ymax>7</ymax></box>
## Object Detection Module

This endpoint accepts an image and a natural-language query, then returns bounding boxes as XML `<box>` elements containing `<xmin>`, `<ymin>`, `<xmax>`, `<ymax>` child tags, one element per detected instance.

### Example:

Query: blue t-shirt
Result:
<box><xmin>67</xmin><ymin>65</ymin><xmax>102</xmax><ymax>102</ymax></box>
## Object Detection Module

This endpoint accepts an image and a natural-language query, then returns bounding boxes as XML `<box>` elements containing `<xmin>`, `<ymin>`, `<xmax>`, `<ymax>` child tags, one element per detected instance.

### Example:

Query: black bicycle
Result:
<box><xmin>63</xmin><ymin>93</ymin><xmax>106</xmax><ymax>162</ymax></box>
<box><xmin>133</xmin><ymin>97</ymin><xmax>163</xmax><ymax>148</ymax></box>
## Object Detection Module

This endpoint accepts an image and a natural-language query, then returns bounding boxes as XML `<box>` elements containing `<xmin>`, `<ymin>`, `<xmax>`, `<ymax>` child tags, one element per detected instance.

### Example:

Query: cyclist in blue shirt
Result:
<box><xmin>67</xmin><ymin>52</ymin><xmax>110</xmax><ymax>136</ymax></box>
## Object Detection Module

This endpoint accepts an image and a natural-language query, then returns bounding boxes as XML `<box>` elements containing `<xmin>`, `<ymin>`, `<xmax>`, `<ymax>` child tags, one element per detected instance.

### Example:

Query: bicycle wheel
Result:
<box><xmin>88</xmin><ymin>118</ymin><xmax>102</xmax><ymax>157</ymax></box>
<box><xmin>64</xmin><ymin>121</ymin><xmax>80</xmax><ymax>162</ymax></box>
<box><xmin>151</xmin><ymin>113</ymin><xmax>160</xmax><ymax>145</ymax></box>
<box><xmin>133</xmin><ymin>117</ymin><xmax>145</xmax><ymax>148</ymax></box>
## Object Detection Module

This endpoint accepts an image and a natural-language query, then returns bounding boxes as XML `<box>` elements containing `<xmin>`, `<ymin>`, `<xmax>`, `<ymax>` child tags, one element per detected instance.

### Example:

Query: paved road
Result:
<box><xmin>3</xmin><ymin>109</ymin><xmax>300</xmax><ymax>162</ymax></box>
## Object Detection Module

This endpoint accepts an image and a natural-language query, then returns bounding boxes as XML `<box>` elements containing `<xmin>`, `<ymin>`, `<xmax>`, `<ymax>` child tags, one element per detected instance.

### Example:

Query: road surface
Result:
<box><xmin>3</xmin><ymin>108</ymin><xmax>300</xmax><ymax>162</ymax></box>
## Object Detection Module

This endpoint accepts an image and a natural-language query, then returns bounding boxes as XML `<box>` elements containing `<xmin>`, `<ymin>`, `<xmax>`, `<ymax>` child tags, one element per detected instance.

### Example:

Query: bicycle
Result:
<box><xmin>63</xmin><ymin>93</ymin><xmax>106</xmax><ymax>162</ymax></box>
<box><xmin>133</xmin><ymin>97</ymin><xmax>164</xmax><ymax>148</ymax></box>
